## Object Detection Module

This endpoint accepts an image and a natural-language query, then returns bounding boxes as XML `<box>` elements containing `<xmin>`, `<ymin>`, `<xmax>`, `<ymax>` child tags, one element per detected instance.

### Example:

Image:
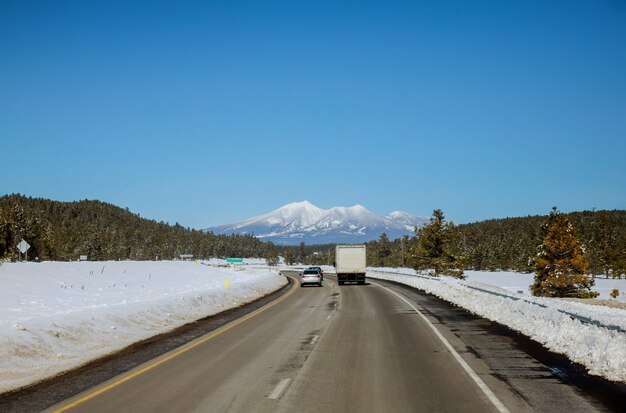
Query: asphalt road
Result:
<box><xmin>45</xmin><ymin>272</ymin><xmax>624</xmax><ymax>413</ymax></box>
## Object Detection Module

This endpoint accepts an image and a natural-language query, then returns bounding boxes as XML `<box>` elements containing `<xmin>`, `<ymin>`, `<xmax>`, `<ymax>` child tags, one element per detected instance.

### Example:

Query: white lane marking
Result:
<box><xmin>267</xmin><ymin>378</ymin><xmax>292</xmax><ymax>400</ymax></box>
<box><xmin>310</xmin><ymin>335</ymin><xmax>319</xmax><ymax>345</ymax></box>
<box><xmin>373</xmin><ymin>282</ymin><xmax>510</xmax><ymax>413</ymax></box>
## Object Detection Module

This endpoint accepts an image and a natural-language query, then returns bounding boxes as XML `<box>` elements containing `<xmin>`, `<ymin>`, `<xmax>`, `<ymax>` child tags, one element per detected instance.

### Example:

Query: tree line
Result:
<box><xmin>273</xmin><ymin>208</ymin><xmax>626</xmax><ymax>282</ymax></box>
<box><xmin>366</xmin><ymin>208</ymin><xmax>626</xmax><ymax>278</ymax></box>
<box><xmin>2</xmin><ymin>194</ymin><xmax>624</xmax><ymax>283</ymax></box>
<box><xmin>366</xmin><ymin>208</ymin><xmax>614</xmax><ymax>298</ymax></box>
<box><xmin>0</xmin><ymin>194</ymin><xmax>280</xmax><ymax>262</ymax></box>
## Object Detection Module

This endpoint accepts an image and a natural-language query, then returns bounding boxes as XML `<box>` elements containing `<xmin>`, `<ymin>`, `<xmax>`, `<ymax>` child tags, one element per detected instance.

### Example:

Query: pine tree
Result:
<box><xmin>283</xmin><ymin>249</ymin><xmax>295</xmax><ymax>265</ymax></box>
<box><xmin>327</xmin><ymin>247</ymin><xmax>335</xmax><ymax>266</ymax></box>
<box><xmin>410</xmin><ymin>209</ymin><xmax>464</xmax><ymax>278</ymax></box>
<box><xmin>264</xmin><ymin>242</ymin><xmax>279</xmax><ymax>266</ymax></box>
<box><xmin>370</xmin><ymin>233</ymin><xmax>392</xmax><ymax>267</ymax></box>
<box><xmin>531</xmin><ymin>208</ymin><xmax>598</xmax><ymax>298</ymax></box>
<box><xmin>298</xmin><ymin>242</ymin><xmax>305</xmax><ymax>263</ymax></box>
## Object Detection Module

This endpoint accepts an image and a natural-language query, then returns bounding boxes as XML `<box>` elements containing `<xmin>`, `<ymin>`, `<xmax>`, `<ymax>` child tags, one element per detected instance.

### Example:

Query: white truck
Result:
<box><xmin>335</xmin><ymin>244</ymin><xmax>367</xmax><ymax>285</ymax></box>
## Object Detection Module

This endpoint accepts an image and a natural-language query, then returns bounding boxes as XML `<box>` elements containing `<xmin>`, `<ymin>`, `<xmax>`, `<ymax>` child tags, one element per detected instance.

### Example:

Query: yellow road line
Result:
<box><xmin>53</xmin><ymin>276</ymin><xmax>298</xmax><ymax>412</ymax></box>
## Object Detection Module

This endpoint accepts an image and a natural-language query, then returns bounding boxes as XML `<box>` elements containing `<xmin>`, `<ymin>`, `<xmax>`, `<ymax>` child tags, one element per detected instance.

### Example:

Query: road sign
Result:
<box><xmin>227</xmin><ymin>258</ymin><xmax>243</xmax><ymax>263</ymax></box>
<box><xmin>17</xmin><ymin>240</ymin><xmax>30</xmax><ymax>254</ymax></box>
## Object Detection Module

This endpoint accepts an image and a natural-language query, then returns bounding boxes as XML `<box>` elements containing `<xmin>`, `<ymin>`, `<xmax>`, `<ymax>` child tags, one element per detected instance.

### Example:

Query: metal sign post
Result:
<box><xmin>17</xmin><ymin>239</ymin><xmax>31</xmax><ymax>262</ymax></box>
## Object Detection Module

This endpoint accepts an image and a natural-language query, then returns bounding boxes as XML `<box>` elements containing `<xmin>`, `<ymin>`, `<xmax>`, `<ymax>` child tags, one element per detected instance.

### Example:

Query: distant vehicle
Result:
<box><xmin>308</xmin><ymin>266</ymin><xmax>324</xmax><ymax>280</ymax></box>
<box><xmin>335</xmin><ymin>244</ymin><xmax>366</xmax><ymax>285</ymax></box>
<box><xmin>300</xmin><ymin>269</ymin><xmax>323</xmax><ymax>287</ymax></box>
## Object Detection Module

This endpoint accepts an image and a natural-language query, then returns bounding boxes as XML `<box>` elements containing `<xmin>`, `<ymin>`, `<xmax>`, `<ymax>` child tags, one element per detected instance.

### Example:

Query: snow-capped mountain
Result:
<box><xmin>208</xmin><ymin>201</ymin><xmax>428</xmax><ymax>245</ymax></box>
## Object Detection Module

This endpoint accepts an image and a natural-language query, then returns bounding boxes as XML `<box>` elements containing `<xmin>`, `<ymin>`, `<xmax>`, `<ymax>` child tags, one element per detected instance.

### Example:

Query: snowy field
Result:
<box><xmin>368</xmin><ymin>268</ymin><xmax>626</xmax><ymax>383</ymax></box>
<box><xmin>463</xmin><ymin>270</ymin><xmax>626</xmax><ymax>303</ymax></box>
<box><xmin>0</xmin><ymin>260</ymin><xmax>286</xmax><ymax>393</ymax></box>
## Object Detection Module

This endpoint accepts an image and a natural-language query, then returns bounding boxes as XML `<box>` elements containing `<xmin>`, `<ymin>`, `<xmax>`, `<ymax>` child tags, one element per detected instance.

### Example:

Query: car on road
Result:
<box><xmin>307</xmin><ymin>266</ymin><xmax>324</xmax><ymax>280</ymax></box>
<box><xmin>300</xmin><ymin>269</ymin><xmax>323</xmax><ymax>287</ymax></box>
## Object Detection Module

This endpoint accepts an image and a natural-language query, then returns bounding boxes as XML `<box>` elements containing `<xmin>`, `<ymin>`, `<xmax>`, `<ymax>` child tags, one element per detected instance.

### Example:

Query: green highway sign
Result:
<box><xmin>227</xmin><ymin>258</ymin><xmax>243</xmax><ymax>263</ymax></box>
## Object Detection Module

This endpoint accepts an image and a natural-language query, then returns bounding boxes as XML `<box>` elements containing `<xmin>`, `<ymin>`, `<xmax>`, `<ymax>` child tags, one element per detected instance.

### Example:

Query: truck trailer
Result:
<box><xmin>335</xmin><ymin>244</ymin><xmax>366</xmax><ymax>285</ymax></box>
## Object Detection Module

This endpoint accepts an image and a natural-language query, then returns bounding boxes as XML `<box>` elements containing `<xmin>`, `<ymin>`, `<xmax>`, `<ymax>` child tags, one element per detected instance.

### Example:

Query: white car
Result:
<box><xmin>307</xmin><ymin>266</ymin><xmax>324</xmax><ymax>280</ymax></box>
<box><xmin>300</xmin><ymin>269</ymin><xmax>323</xmax><ymax>287</ymax></box>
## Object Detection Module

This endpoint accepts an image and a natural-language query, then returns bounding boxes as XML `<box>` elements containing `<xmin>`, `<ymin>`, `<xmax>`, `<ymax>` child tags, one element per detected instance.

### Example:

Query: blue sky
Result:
<box><xmin>1</xmin><ymin>0</ymin><xmax>625</xmax><ymax>228</ymax></box>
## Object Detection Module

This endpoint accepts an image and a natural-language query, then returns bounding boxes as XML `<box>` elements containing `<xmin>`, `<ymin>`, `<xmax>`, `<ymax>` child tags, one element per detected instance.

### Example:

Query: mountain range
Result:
<box><xmin>207</xmin><ymin>201</ymin><xmax>429</xmax><ymax>245</ymax></box>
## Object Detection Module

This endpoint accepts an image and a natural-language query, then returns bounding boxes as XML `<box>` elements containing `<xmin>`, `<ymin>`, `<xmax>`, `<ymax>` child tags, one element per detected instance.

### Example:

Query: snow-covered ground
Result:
<box><xmin>368</xmin><ymin>268</ymin><xmax>626</xmax><ymax>383</ymax></box>
<box><xmin>463</xmin><ymin>270</ymin><xmax>626</xmax><ymax>303</ymax></box>
<box><xmin>0</xmin><ymin>260</ymin><xmax>286</xmax><ymax>393</ymax></box>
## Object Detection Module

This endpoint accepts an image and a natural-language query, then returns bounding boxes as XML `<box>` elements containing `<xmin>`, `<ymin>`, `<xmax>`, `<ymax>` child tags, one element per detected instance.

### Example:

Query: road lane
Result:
<box><xmin>48</xmin><ymin>273</ymin><xmax>501</xmax><ymax>413</ymax></box>
<box><xmin>47</xmin><ymin>274</ymin><xmax>338</xmax><ymax>412</ymax></box>
<box><xmin>278</xmin><ymin>279</ymin><xmax>499</xmax><ymax>413</ymax></box>
<box><xmin>371</xmin><ymin>277</ymin><xmax>626</xmax><ymax>412</ymax></box>
<box><xmin>45</xmin><ymin>271</ymin><xmax>622</xmax><ymax>413</ymax></box>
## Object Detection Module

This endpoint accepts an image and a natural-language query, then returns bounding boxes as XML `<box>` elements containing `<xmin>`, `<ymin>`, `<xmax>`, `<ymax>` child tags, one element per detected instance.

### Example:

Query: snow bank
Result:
<box><xmin>368</xmin><ymin>268</ymin><xmax>626</xmax><ymax>383</ymax></box>
<box><xmin>463</xmin><ymin>270</ymin><xmax>626</xmax><ymax>303</ymax></box>
<box><xmin>0</xmin><ymin>261</ymin><xmax>286</xmax><ymax>393</ymax></box>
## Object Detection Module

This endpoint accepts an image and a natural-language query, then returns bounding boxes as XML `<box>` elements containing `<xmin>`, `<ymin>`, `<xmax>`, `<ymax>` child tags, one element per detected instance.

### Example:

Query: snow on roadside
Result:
<box><xmin>368</xmin><ymin>268</ymin><xmax>626</xmax><ymax>383</ymax></box>
<box><xmin>0</xmin><ymin>261</ymin><xmax>286</xmax><ymax>393</ymax></box>
<box><xmin>463</xmin><ymin>270</ymin><xmax>626</xmax><ymax>303</ymax></box>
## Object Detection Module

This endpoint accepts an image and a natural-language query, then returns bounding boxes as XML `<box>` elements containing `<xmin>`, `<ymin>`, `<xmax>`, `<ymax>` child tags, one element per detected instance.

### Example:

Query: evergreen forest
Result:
<box><xmin>365</xmin><ymin>209</ymin><xmax>626</xmax><ymax>278</ymax></box>
<box><xmin>0</xmin><ymin>194</ymin><xmax>280</xmax><ymax>262</ymax></box>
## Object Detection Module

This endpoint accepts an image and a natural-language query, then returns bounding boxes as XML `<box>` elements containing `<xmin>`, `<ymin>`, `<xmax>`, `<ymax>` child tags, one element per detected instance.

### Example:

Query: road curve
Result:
<box><xmin>45</xmin><ymin>272</ymin><xmax>621</xmax><ymax>413</ymax></box>
<box><xmin>46</xmin><ymin>273</ymin><xmax>498</xmax><ymax>413</ymax></box>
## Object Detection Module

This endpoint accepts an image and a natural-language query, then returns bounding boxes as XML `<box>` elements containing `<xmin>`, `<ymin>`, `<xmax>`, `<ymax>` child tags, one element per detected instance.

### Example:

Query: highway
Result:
<box><xmin>43</xmin><ymin>271</ymin><xmax>624</xmax><ymax>413</ymax></box>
